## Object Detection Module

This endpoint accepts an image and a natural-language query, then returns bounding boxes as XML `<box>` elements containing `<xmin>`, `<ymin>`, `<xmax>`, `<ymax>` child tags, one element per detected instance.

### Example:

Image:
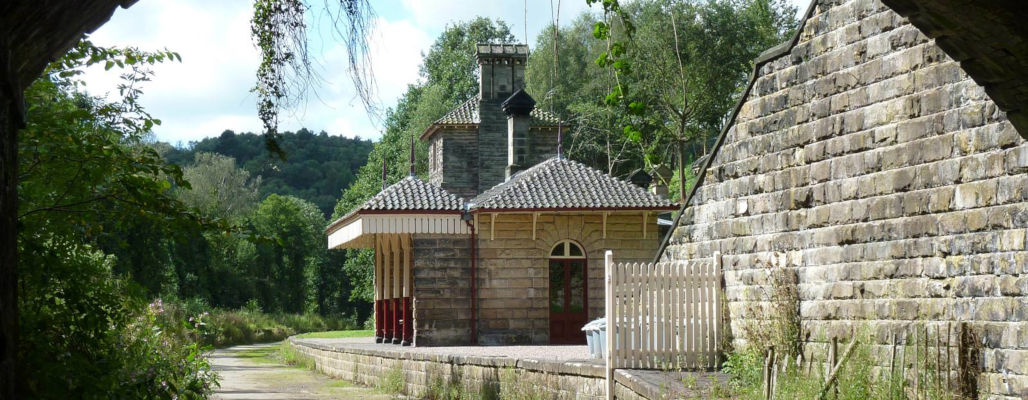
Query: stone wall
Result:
<box><xmin>412</xmin><ymin>234</ymin><xmax>473</xmax><ymax>346</ymax></box>
<box><xmin>290</xmin><ymin>338</ymin><xmax>608</xmax><ymax>399</ymax></box>
<box><xmin>429</xmin><ymin>130</ymin><xmax>479</xmax><ymax>200</ymax></box>
<box><xmin>476</xmin><ymin>212</ymin><xmax>661</xmax><ymax>345</ymax></box>
<box><xmin>661</xmin><ymin>0</ymin><xmax>1028</xmax><ymax>398</ymax></box>
<box><xmin>527</xmin><ymin>127</ymin><xmax>560</xmax><ymax>170</ymax></box>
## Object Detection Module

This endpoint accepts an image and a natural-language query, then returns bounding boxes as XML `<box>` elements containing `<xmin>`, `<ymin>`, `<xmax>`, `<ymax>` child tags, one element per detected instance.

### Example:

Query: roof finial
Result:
<box><xmin>409</xmin><ymin>135</ymin><xmax>416</xmax><ymax>177</ymax></box>
<box><xmin>556</xmin><ymin>121</ymin><xmax>564</xmax><ymax>160</ymax></box>
<box><xmin>381</xmin><ymin>158</ymin><xmax>387</xmax><ymax>191</ymax></box>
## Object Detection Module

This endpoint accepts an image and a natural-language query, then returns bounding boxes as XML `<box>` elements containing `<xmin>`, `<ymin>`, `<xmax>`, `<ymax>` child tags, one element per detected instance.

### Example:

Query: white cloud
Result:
<box><xmin>76</xmin><ymin>0</ymin><xmax>604</xmax><ymax>145</ymax></box>
<box><xmin>81</xmin><ymin>0</ymin><xmax>260</xmax><ymax>144</ymax></box>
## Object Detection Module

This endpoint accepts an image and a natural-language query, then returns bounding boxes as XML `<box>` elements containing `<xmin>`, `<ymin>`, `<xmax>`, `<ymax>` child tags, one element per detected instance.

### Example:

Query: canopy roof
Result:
<box><xmin>325</xmin><ymin>176</ymin><xmax>468</xmax><ymax>249</ymax></box>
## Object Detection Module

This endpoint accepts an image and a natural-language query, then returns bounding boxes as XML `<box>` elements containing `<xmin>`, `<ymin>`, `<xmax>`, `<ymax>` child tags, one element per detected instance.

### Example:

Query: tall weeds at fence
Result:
<box><xmin>725</xmin><ymin>324</ymin><xmax>983</xmax><ymax>400</ymax></box>
<box><xmin>740</xmin><ymin>252</ymin><xmax>802</xmax><ymax>362</ymax></box>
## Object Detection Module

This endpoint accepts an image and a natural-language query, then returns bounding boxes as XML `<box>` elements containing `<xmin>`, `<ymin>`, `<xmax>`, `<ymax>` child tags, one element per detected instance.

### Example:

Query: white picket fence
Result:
<box><xmin>603</xmin><ymin>250</ymin><xmax>724</xmax><ymax>381</ymax></box>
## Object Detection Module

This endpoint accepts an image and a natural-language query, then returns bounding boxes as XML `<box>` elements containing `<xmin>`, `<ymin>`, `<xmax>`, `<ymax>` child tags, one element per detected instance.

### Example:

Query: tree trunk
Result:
<box><xmin>1</xmin><ymin>76</ymin><xmax>19</xmax><ymax>400</ymax></box>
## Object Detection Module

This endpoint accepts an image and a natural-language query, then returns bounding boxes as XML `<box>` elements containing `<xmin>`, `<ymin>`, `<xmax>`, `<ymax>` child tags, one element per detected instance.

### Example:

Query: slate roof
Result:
<box><xmin>431</xmin><ymin>95</ymin><xmax>561</xmax><ymax>126</ymax></box>
<box><xmin>469</xmin><ymin>157</ymin><xmax>676</xmax><ymax>211</ymax></box>
<box><xmin>358</xmin><ymin>176</ymin><xmax>464</xmax><ymax>212</ymax></box>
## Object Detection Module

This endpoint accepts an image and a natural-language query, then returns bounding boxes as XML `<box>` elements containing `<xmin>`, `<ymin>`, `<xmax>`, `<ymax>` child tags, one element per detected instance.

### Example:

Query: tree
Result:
<box><xmin>177</xmin><ymin>152</ymin><xmax>262</xmax><ymax>222</ymax></box>
<box><xmin>629</xmin><ymin>0</ymin><xmax>796</xmax><ymax>198</ymax></box>
<box><xmin>16</xmin><ymin>41</ymin><xmax>215</xmax><ymax>399</ymax></box>
<box><xmin>164</xmin><ymin>130</ymin><xmax>373</xmax><ymax>217</ymax></box>
<box><xmin>252</xmin><ymin>194</ymin><xmax>325</xmax><ymax>314</ymax></box>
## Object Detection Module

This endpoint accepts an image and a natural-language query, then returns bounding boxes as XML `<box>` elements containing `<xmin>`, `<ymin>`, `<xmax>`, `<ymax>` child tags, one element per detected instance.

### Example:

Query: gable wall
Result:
<box><xmin>429</xmin><ymin>130</ymin><xmax>480</xmax><ymax>200</ymax></box>
<box><xmin>662</xmin><ymin>0</ymin><xmax>1028</xmax><ymax>396</ymax></box>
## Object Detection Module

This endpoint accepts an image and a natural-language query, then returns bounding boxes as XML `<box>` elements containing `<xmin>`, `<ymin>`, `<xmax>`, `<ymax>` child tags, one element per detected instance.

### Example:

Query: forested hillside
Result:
<box><xmin>162</xmin><ymin>130</ymin><xmax>373</xmax><ymax>217</ymax></box>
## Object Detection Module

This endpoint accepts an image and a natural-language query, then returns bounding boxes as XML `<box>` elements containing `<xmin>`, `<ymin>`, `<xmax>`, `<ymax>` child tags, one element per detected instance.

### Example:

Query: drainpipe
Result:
<box><xmin>462</xmin><ymin>205</ymin><xmax>478</xmax><ymax>345</ymax></box>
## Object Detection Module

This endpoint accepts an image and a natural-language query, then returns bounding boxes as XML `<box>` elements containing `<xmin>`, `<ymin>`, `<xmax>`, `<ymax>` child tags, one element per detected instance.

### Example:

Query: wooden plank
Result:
<box><xmin>681</xmin><ymin>260</ymin><xmax>690</xmax><ymax>368</ymax></box>
<box><xmin>657</xmin><ymin>260</ymin><xmax>666</xmax><ymax>359</ymax></box>
<box><xmin>604</xmin><ymin>251</ymin><xmax>614</xmax><ymax>400</ymax></box>
<box><xmin>665</xmin><ymin>263</ymin><xmax>673</xmax><ymax>363</ymax></box>
<box><xmin>699</xmin><ymin>260</ymin><xmax>708</xmax><ymax>369</ymax></box>
<box><xmin>677</xmin><ymin>261</ymin><xmax>684</xmax><ymax>361</ymax></box>
<box><xmin>617</xmin><ymin>262</ymin><xmax>625</xmax><ymax>369</ymax></box>
<box><xmin>707</xmin><ymin>260</ymin><xmax>715</xmax><ymax>369</ymax></box>
<box><xmin>629</xmin><ymin>262</ymin><xmax>637</xmax><ymax>368</ymax></box>
<box><xmin>715</xmin><ymin>253</ymin><xmax>723</xmax><ymax>367</ymax></box>
<box><xmin>648</xmin><ymin>262</ymin><xmax>656</xmax><ymax>368</ymax></box>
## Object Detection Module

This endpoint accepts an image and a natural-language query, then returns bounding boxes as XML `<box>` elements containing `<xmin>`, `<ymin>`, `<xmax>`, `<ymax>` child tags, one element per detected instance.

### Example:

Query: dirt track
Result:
<box><xmin>211</xmin><ymin>343</ymin><xmax>391</xmax><ymax>400</ymax></box>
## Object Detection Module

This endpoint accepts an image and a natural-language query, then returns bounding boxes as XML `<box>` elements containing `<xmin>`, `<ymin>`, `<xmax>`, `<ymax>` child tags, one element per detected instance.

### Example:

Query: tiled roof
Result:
<box><xmin>470</xmin><ymin>158</ymin><xmax>676</xmax><ymax>211</ymax></box>
<box><xmin>435</xmin><ymin>97</ymin><xmax>480</xmax><ymax>124</ymax></box>
<box><xmin>432</xmin><ymin>95</ymin><xmax>560</xmax><ymax>126</ymax></box>
<box><xmin>357</xmin><ymin>176</ymin><xmax>464</xmax><ymax>212</ymax></box>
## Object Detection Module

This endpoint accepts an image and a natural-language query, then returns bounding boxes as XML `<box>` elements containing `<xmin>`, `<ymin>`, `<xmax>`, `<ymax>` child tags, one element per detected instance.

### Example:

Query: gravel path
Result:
<box><xmin>211</xmin><ymin>343</ymin><xmax>391</xmax><ymax>400</ymax></box>
<box><xmin>299</xmin><ymin>337</ymin><xmax>596</xmax><ymax>363</ymax></box>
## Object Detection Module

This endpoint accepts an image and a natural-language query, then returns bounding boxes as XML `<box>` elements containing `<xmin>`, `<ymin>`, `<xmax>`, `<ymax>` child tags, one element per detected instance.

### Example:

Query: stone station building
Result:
<box><xmin>656</xmin><ymin>0</ymin><xmax>1028</xmax><ymax>397</ymax></box>
<box><xmin>326</xmin><ymin>44</ymin><xmax>676</xmax><ymax>347</ymax></box>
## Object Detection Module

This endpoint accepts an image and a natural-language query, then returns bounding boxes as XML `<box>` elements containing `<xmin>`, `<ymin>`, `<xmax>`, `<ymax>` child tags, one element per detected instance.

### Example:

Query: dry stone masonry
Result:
<box><xmin>661</xmin><ymin>0</ymin><xmax>1028</xmax><ymax>398</ymax></box>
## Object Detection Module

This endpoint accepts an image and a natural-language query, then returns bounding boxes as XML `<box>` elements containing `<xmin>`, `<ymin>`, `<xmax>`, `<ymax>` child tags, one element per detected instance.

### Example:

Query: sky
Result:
<box><xmin>81</xmin><ymin>0</ymin><xmax>811</xmax><ymax>146</ymax></box>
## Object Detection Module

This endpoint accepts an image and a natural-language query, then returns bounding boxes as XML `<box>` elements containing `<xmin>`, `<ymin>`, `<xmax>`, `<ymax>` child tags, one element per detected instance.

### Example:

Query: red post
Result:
<box><xmin>402</xmin><ymin>297</ymin><xmax>413</xmax><ymax>346</ymax></box>
<box><xmin>383</xmin><ymin>299</ymin><xmax>393</xmax><ymax>342</ymax></box>
<box><xmin>392</xmin><ymin>297</ymin><xmax>401</xmax><ymax>344</ymax></box>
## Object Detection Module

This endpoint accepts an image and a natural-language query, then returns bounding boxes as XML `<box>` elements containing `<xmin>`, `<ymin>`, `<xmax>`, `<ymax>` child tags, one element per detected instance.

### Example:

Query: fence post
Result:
<box><xmin>605</xmin><ymin>250</ymin><xmax>615</xmax><ymax>400</ymax></box>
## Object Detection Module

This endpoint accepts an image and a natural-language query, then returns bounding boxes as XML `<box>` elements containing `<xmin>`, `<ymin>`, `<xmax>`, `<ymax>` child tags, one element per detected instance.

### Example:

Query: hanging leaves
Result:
<box><xmin>249</xmin><ymin>0</ymin><xmax>375</xmax><ymax>159</ymax></box>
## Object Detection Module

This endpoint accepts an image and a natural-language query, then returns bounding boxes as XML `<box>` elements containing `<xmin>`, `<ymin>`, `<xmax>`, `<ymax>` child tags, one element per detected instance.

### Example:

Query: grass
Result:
<box><xmin>233</xmin><ymin>344</ymin><xmax>279</xmax><ymax>364</ymax></box>
<box><xmin>295</xmin><ymin>329</ymin><xmax>374</xmax><ymax>339</ymax></box>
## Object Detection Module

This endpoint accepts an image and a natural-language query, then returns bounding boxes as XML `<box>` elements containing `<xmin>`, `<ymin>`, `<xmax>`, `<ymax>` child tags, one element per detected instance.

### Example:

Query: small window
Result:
<box><xmin>550</xmin><ymin>240</ymin><xmax>585</xmax><ymax>259</ymax></box>
<box><xmin>550</xmin><ymin>242</ymin><xmax>565</xmax><ymax>257</ymax></box>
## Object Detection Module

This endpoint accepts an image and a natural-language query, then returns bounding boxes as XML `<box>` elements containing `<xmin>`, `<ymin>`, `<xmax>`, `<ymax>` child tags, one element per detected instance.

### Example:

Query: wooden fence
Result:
<box><xmin>603</xmin><ymin>251</ymin><xmax>724</xmax><ymax>373</ymax></box>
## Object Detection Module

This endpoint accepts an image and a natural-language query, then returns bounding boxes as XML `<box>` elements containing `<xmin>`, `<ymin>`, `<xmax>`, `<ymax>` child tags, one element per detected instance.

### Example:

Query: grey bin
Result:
<box><xmin>580</xmin><ymin>318</ymin><xmax>607</xmax><ymax>359</ymax></box>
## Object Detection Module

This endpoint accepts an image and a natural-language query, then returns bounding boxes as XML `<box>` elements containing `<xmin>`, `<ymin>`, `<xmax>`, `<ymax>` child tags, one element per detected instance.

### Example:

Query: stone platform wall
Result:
<box><xmin>289</xmin><ymin>338</ymin><xmax>609</xmax><ymax>399</ymax></box>
<box><xmin>661</xmin><ymin>0</ymin><xmax>1027</xmax><ymax>397</ymax></box>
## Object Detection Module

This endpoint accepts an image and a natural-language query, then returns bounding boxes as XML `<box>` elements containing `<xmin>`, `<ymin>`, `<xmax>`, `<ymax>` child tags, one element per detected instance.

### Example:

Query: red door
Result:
<box><xmin>549</xmin><ymin>258</ymin><xmax>587</xmax><ymax>344</ymax></box>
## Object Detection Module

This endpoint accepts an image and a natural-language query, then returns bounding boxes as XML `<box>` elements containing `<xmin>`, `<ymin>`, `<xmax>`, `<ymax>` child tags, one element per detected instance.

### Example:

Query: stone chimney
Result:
<box><xmin>502</xmin><ymin>89</ymin><xmax>536</xmax><ymax>179</ymax></box>
<box><xmin>476</xmin><ymin>44</ymin><xmax>529</xmax><ymax>190</ymax></box>
<box><xmin>477</xmin><ymin>44</ymin><xmax>528</xmax><ymax>100</ymax></box>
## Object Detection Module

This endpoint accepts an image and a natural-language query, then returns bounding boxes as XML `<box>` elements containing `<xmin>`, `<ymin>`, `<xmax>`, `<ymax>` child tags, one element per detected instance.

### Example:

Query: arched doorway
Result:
<box><xmin>549</xmin><ymin>240</ymin><xmax>587</xmax><ymax>344</ymax></box>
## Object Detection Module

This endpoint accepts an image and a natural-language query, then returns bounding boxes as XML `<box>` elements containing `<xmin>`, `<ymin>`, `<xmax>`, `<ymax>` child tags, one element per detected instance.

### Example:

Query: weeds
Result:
<box><xmin>721</xmin><ymin>328</ymin><xmax>973</xmax><ymax>400</ymax></box>
<box><xmin>377</xmin><ymin>365</ymin><xmax>405</xmax><ymax>395</ymax></box>
<box><xmin>498</xmin><ymin>367</ymin><xmax>546</xmax><ymax>400</ymax></box>
<box><xmin>275</xmin><ymin>342</ymin><xmax>316</xmax><ymax>370</ymax></box>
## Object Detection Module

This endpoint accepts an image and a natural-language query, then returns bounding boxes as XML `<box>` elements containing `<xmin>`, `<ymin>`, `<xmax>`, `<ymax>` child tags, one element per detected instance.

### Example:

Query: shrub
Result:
<box><xmin>18</xmin><ymin>241</ymin><xmax>217</xmax><ymax>399</ymax></box>
<box><xmin>176</xmin><ymin>303</ymin><xmax>360</xmax><ymax>348</ymax></box>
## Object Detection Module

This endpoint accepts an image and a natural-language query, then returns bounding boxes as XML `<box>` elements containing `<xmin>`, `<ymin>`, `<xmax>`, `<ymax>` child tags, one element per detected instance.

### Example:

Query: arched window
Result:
<box><xmin>548</xmin><ymin>240</ymin><xmax>587</xmax><ymax>344</ymax></box>
<box><xmin>550</xmin><ymin>240</ymin><xmax>585</xmax><ymax>258</ymax></box>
